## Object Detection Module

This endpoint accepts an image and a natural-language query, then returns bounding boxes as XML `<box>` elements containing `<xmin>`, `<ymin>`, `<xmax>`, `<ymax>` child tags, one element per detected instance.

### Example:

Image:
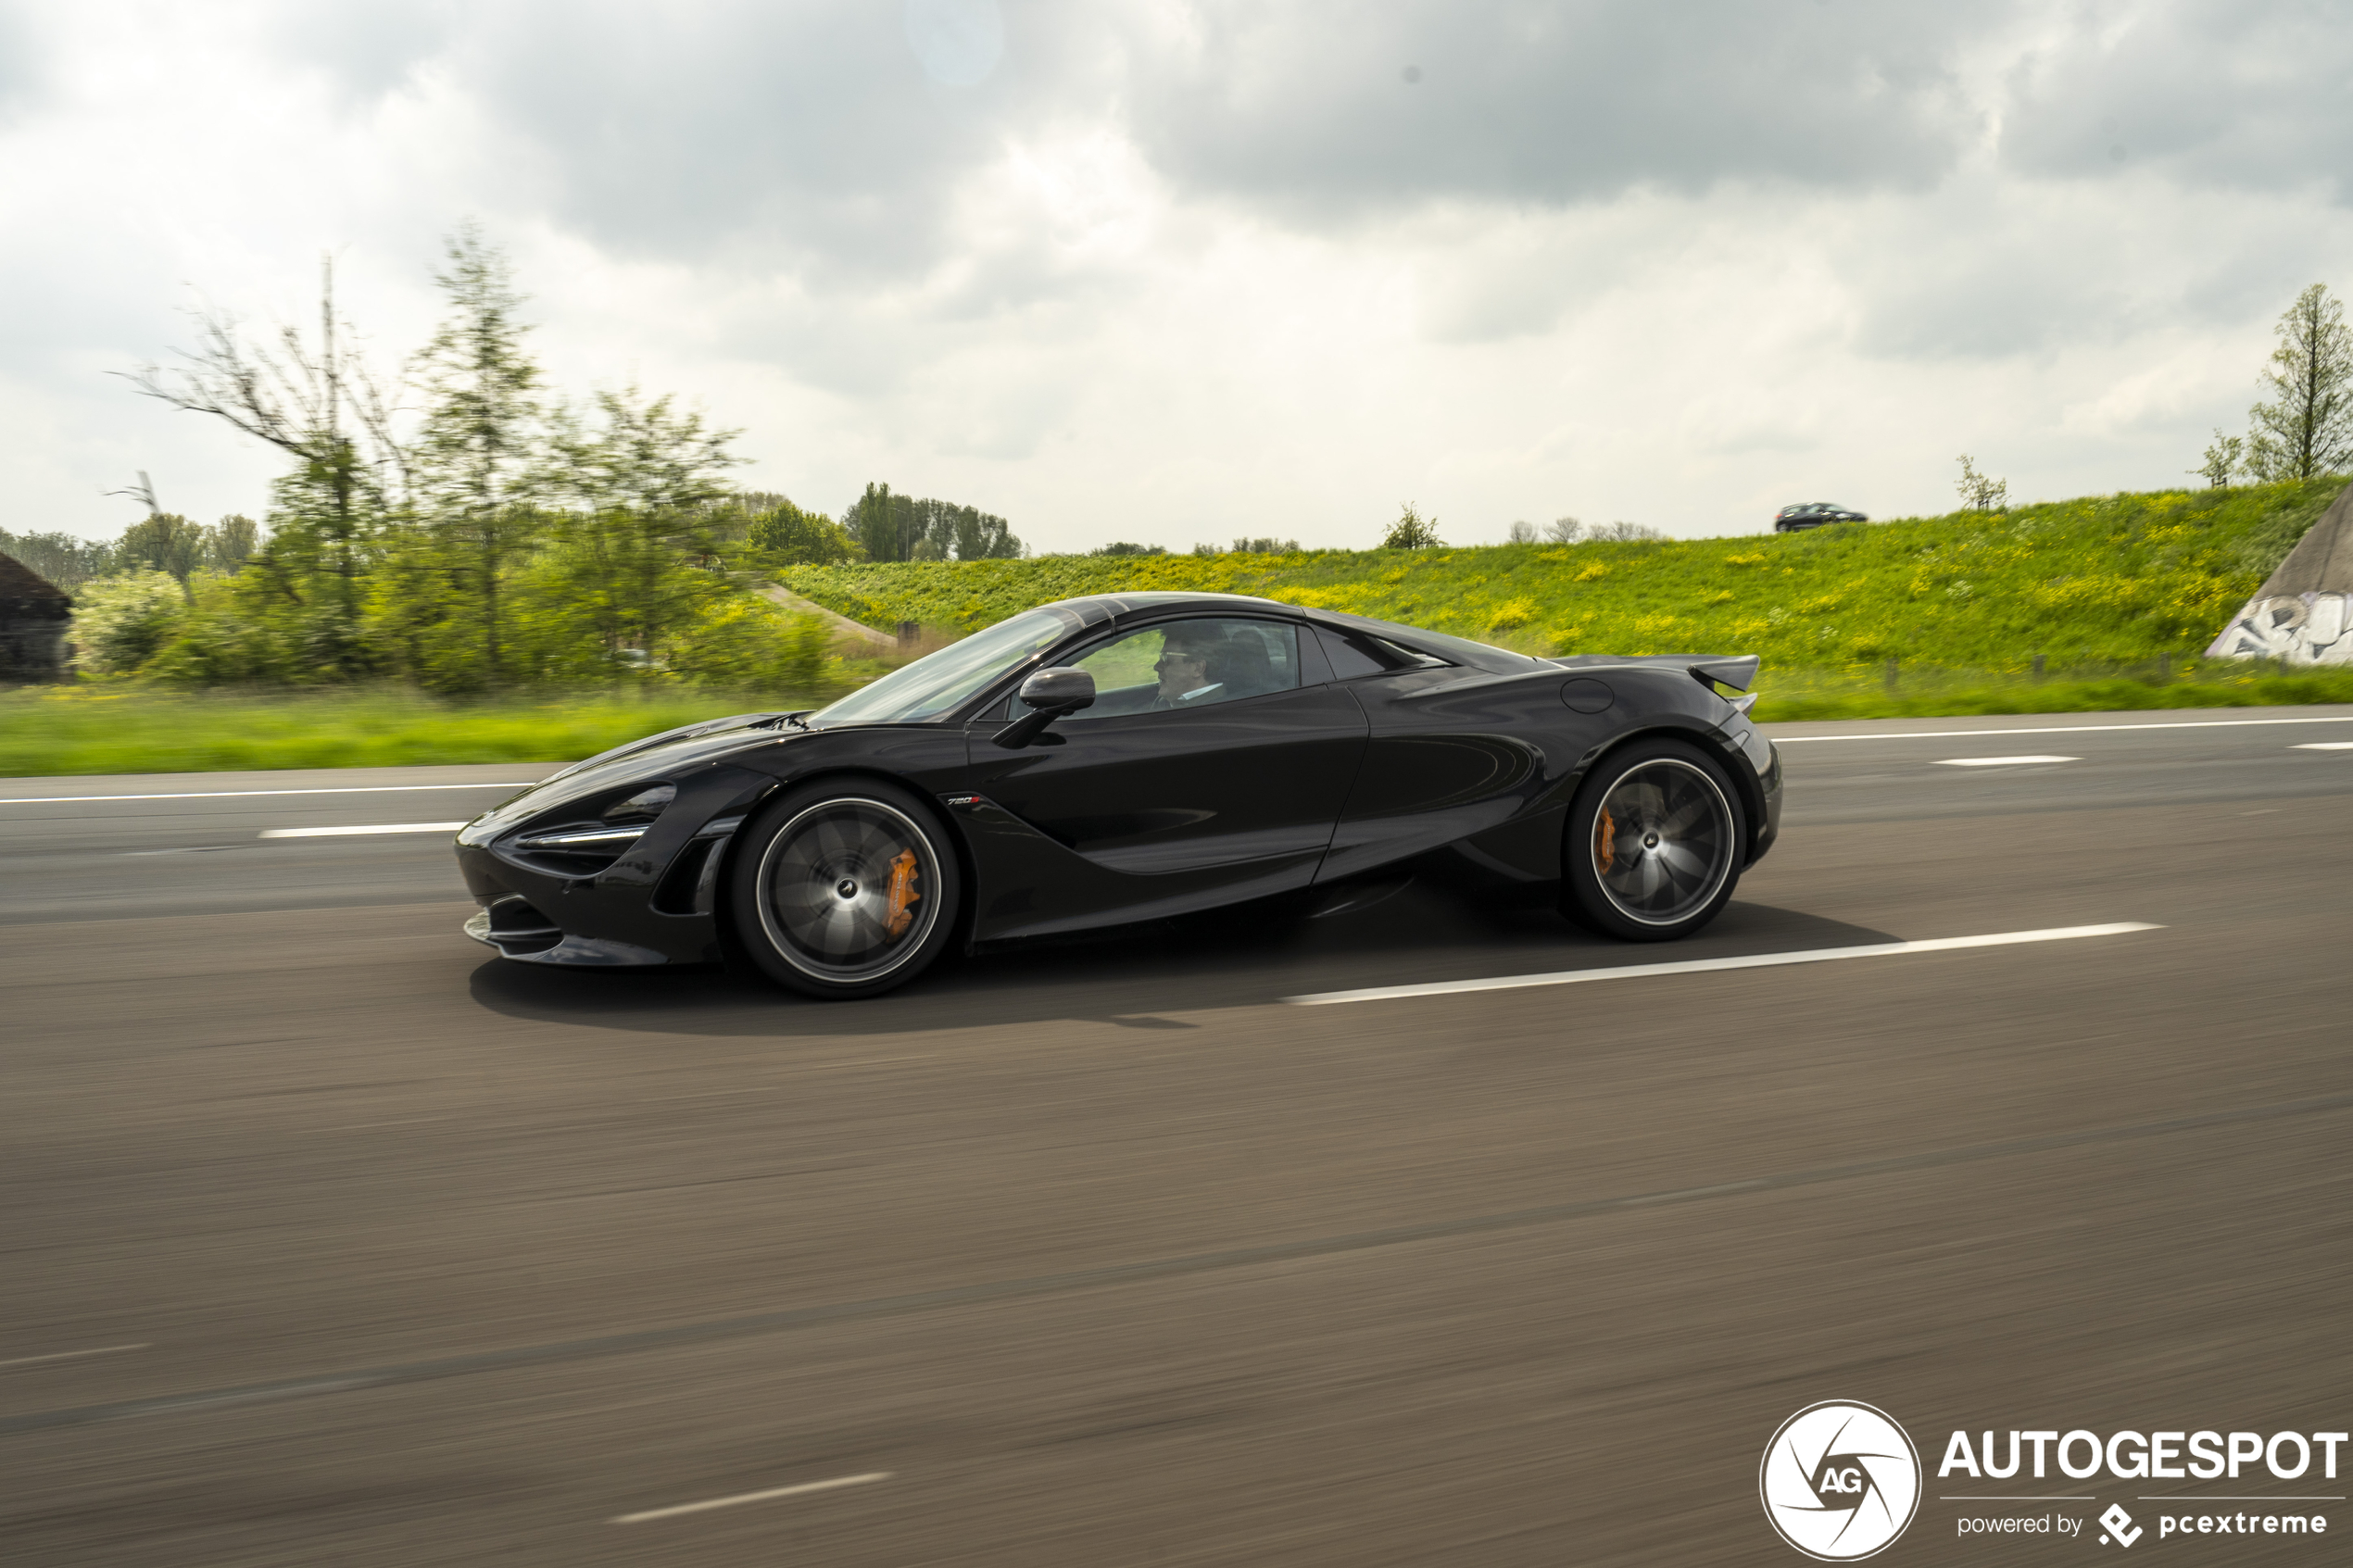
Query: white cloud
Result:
<box><xmin>3</xmin><ymin>0</ymin><xmax>2352</xmax><ymax>555</ymax></box>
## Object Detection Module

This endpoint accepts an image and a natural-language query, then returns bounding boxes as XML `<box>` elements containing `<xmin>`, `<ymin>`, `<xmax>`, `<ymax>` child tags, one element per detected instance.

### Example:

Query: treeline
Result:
<box><xmin>19</xmin><ymin>233</ymin><xmax>1024</xmax><ymax>694</ymax></box>
<box><xmin>0</xmin><ymin>509</ymin><xmax>257</xmax><ymax>593</ymax></box>
<box><xmin>839</xmin><ymin>483</ymin><xmax>1022</xmax><ymax>562</ymax></box>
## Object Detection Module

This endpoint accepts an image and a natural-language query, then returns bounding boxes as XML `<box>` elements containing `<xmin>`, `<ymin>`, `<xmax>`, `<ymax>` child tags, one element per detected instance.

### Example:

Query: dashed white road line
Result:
<box><xmin>1283</xmin><ymin>922</ymin><xmax>2163</xmax><ymax>1006</ymax></box>
<box><xmin>1771</xmin><ymin>715</ymin><xmax>2353</xmax><ymax>743</ymax></box>
<box><xmin>0</xmin><ymin>1344</ymin><xmax>151</xmax><ymax>1369</ymax></box>
<box><xmin>611</xmin><ymin>1472</ymin><xmax>891</xmax><ymax>1524</ymax></box>
<box><xmin>2292</xmin><ymin>741</ymin><xmax>2353</xmax><ymax>750</ymax></box>
<box><xmin>1934</xmin><ymin>755</ymin><xmax>2079</xmax><ymax>767</ymax></box>
<box><xmin>258</xmin><ymin>822</ymin><xmax>466</xmax><ymax>838</ymax></box>
<box><xmin>0</xmin><ymin>784</ymin><xmax>536</xmax><ymax>805</ymax></box>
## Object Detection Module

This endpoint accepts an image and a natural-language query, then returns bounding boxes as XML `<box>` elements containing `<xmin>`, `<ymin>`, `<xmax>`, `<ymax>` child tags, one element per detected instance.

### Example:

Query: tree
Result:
<box><xmin>1381</xmin><ymin>503</ymin><xmax>1442</xmax><ymax>549</ymax></box>
<box><xmin>2193</xmin><ymin>431</ymin><xmax>2244</xmax><ymax>489</ymax></box>
<box><xmin>1506</xmin><ymin>521</ymin><xmax>1539</xmax><ymax>545</ymax></box>
<box><xmin>1090</xmin><ymin>541</ymin><xmax>1166</xmax><ymax>557</ymax></box>
<box><xmin>1544</xmin><ymin>516</ymin><xmax>1582</xmax><ymax>544</ymax></box>
<box><xmin>1584</xmin><ymin>521</ymin><xmax>1664</xmax><ymax>542</ymax></box>
<box><xmin>1955</xmin><ymin>454</ymin><xmax>2008</xmax><ymax>512</ymax></box>
<box><xmin>124</xmin><ymin>256</ymin><xmax>401</xmax><ymax>649</ymax></box>
<box><xmin>208</xmin><ymin>515</ymin><xmax>260</xmax><ymax>571</ymax></box>
<box><xmin>2246</xmin><ymin>283</ymin><xmax>2353</xmax><ymax>482</ymax></box>
<box><xmin>1229</xmin><ymin>536</ymin><xmax>1300</xmax><ymax>554</ymax></box>
<box><xmin>0</xmin><ymin>529</ymin><xmax>115</xmax><ymax>590</ymax></box>
<box><xmin>407</xmin><ymin>228</ymin><xmax>546</xmax><ymax>686</ymax></box>
<box><xmin>118</xmin><ymin>513</ymin><xmax>207</xmax><ymax>592</ymax></box>
<box><xmin>536</xmin><ymin>387</ymin><xmax>746</xmax><ymax>671</ymax></box>
<box><xmin>104</xmin><ymin>471</ymin><xmax>205</xmax><ymax>596</ymax></box>
<box><xmin>746</xmin><ymin>498</ymin><xmax>859</xmax><ymax>565</ymax></box>
<box><xmin>842</xmin><ymin>483</ymin><xmax>1023</xmax><ymax>560</ymax></box>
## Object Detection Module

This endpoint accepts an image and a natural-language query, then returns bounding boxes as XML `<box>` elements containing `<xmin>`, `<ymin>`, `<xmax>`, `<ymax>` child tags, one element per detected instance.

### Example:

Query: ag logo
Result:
<box><xmin>1760</xmin><ymin>1400</ymin><xmax>1922</xmax><ymax>1561</ymax></box>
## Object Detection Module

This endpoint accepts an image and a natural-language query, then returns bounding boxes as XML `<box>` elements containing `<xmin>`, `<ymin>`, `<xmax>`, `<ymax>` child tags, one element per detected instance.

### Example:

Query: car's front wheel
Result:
<box><xmin>729</xmin><ymin>780</ymin><xmax>962</xmax><ymax>998</ymax></box>
<box><xmin>1561</xmin><ymin>738</ymin><xmax>1745</xmax><ymax>941</ymax></box>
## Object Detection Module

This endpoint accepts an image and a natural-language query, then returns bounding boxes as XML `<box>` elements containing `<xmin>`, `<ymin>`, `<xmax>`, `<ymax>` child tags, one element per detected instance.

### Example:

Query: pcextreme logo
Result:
<box><xmin>1760</xmin><ymin>1401</ymin><xmax>1924</xmax><ymax>1561</ymax></box>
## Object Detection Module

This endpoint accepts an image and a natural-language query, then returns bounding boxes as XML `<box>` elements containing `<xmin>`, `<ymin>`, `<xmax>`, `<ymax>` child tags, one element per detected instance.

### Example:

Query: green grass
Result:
<box><xmin>0</xmin><ymin>687</ymin><xmax>789</xmax><ymax>777</ymax></box>
<box><xmin>8</xmin><ymin>479</ymin><xmax>2350</xmax><ymax>775</ymax></box>
<box><xmin>781</xmin><ymin>478</ymin><xmax>2350</xmax><ymax>673</ymax></box>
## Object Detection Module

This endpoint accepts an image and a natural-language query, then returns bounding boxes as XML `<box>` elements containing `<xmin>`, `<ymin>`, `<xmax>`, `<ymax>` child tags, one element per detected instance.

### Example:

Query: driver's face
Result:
<box><xmin>1155</xmin><ymin>648</ymin><xmax>1207</xmax><ymax>698</ymax></box>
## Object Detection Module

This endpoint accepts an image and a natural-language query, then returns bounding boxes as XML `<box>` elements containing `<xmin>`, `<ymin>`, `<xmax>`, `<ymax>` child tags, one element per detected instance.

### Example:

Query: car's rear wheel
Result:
<box><xmin>729</xmin><ymin>780</ymin><xmax>961</xmax><ymax>998</ymax></box>
<box><xmin>1561</xmin><ymin>738</ymin><xmax>1745</xmax><ymax>941</ymax></box>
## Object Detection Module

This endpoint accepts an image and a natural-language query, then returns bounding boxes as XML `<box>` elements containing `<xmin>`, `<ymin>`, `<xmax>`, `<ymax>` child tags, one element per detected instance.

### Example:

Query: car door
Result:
<box><xmin>960</xmin><ymin>615</ymin><xmax>1369</xmax><ymax>933</ymax></box>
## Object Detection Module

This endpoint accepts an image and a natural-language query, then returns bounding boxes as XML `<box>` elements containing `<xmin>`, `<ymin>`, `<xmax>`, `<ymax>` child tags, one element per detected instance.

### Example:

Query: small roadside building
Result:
<box><xmin>0</xmin><ymin>550</ymin><xmax>72</xmax><ymax>680</ymax></box>
<box><xmin>2207</xmin><ymin>484</ymin><xmax>2353</xmax><ymax>663</ymax></box>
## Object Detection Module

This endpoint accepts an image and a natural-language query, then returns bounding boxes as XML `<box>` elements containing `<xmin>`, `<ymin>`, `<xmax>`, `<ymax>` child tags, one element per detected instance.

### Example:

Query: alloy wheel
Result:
<box><xmin>1591</xmin><ymin>758</ymin><xmax>1736</xmax><ymax>926</ymax></box>
<box><xmin>753</xmin><ymin>797</ymin><xmax>944</xmax><ymax>984</ymax></box>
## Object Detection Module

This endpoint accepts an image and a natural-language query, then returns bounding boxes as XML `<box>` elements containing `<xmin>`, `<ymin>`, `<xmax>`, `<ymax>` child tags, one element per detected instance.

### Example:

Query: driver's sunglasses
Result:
<box><xmin>1155</xmin><ymin>653</ymin><xmax>1204</xmax><ymax>670</ymax></box>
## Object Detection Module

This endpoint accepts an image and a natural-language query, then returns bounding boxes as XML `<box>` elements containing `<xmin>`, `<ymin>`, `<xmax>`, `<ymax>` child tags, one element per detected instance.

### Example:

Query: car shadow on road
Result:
<box><xmin>464</xmin><ymin>878</ymin><xmax>1899</xmax><ymax>1040</ymax></box>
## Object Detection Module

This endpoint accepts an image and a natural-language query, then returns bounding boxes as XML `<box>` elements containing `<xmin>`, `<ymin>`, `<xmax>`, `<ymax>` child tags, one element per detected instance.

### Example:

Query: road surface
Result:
<box><xmin>5</xmin><ymin>709</ymin><xmax>2351</xmax><ymax>1563</ymax></box>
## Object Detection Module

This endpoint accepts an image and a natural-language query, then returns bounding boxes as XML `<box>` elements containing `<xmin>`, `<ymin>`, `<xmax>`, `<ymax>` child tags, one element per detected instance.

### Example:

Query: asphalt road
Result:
<box><xmin>6</xmin><ymin>708</ymin><xmax>2353</xmax><ymax>1564</ymax></box>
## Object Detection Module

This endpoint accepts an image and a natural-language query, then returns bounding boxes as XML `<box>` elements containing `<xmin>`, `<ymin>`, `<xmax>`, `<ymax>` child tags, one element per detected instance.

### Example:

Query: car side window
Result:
<box><xmin>1048</xmin><ymin>618</ymin><xmax>1302</xmax><ymax>721</ymax></box>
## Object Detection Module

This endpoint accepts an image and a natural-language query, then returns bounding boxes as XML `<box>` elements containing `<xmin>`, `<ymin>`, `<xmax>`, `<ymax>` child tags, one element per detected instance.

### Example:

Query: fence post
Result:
<box><xmin>1883</xmin><ymin>657</ymin><xmax>1899</xmax><ymax>693</ymax></box>
<box><xmin>896</xmin><ymin>621</ymin><xmax>919</xmax><ymax>646</ymax></box>
<box><xmin>2032</xmin><ymin>653</ymin><xmax>2045</xmax><ymax>682</ymax></box>
<box><xmin>2158</xmin><ymin>652</ymin><xmax>2172</xmax><ymax>680</ymax></box>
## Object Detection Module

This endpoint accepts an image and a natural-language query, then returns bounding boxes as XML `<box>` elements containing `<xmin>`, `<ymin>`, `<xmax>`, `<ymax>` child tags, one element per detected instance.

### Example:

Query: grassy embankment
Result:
<box><xmin>785</xmin><ymin>479</ymin><xmax>2353</xmax><ymax>721</ymax></box>
<box><xmin>7</xmin><ymin>479</ymin><xmax>2350</xmax><ymax>773</ymax></box>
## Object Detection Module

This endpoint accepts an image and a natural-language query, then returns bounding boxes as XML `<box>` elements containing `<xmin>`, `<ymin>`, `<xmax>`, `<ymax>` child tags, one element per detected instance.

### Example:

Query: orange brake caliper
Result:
<box><xmin>1597</xmin><ymin>809</ymin><xmax>1617</xmax><ymax>874</ymax></box>
<box><xmin>885</xmin><ymin>848</ymin><xmax>922</xmax><ymax>937</ymax></box>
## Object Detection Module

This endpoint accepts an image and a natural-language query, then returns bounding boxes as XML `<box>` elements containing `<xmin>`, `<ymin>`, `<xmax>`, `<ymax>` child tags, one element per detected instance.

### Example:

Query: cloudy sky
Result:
<box><xmin>5</xmin><ymin>0</ymin><xmax>2351</xmax><ymax>551</ymax></box>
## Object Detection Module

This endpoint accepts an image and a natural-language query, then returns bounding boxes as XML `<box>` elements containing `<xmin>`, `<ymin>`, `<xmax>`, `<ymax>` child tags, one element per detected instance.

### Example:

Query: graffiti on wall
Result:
<box><xmin>2205</xmin><ymin>592</ymin><xmax>2353</xmax><ymax>662</ymax></box>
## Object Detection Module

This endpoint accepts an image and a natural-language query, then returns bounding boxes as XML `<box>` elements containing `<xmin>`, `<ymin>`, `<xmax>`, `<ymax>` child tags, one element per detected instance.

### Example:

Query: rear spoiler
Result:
<box><xmin>1552</xmin><ymin>652</ymin><xmax>1758</xmax><ymax>692</ymax></box>
<box><xmin>1688</xmin><ymin>656</ymin><xmax>1758</xmax><ymax>693</ymax></box>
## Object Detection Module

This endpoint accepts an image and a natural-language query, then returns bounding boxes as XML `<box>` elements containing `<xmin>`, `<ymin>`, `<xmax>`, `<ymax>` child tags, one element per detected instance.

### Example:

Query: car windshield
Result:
<box><xmin>808</xmin><ymin>608</ymin><xmax>1072</xmax><ymax>724</ymax></box>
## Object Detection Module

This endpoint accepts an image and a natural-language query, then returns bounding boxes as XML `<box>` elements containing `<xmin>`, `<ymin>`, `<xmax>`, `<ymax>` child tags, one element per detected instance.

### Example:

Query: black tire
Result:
<box><xmin>728</xmin><ymin>779</ymin><xmax>962</xmax><ymax>998</ymax></box>
<box><xmin>1561</xmin><ymin>737</ymin><xmax>1746</xmax><ymax>942</ymax></box>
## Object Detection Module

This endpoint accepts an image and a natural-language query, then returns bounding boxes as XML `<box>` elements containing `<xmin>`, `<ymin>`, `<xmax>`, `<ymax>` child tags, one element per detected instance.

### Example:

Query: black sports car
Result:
<box><xmin>455</xmin><ymin>593</ymin><xmax>1782</xmax><ymax>998</ymax></box>
<box><xmin>1773</xmin><ymin>502</ymin><xmax>1868</xmax><ymax>533</ymax></box>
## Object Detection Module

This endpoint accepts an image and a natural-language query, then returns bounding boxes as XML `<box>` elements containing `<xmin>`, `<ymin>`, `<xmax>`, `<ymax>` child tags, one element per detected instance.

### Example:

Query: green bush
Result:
<box><xmin>69</xmin><ymin>571</ymin><xmax>187</xmax><ymax>673</ymax></box>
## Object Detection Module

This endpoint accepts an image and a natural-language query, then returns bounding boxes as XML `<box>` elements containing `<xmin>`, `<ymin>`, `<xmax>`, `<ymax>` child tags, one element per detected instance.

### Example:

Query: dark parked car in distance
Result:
<box><xmin>1773</xmin><ymin>502</ymin><xmax>1869</xmax><ymax>533</ymax></box>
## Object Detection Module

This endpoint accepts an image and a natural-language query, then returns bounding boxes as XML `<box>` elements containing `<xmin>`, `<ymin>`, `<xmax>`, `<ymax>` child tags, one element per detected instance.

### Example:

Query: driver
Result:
<box><xmin>1151</xmin><ymin>625</ymin><xmax>1227</xmax><ymax>709</ymax></box>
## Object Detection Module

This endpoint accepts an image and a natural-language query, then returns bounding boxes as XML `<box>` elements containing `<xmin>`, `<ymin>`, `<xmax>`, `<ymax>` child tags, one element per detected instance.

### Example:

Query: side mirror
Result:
<box><xmin>992</xmin><ymin>667</ymin><xmax>1095</xmax><ymax>749</ymax></box>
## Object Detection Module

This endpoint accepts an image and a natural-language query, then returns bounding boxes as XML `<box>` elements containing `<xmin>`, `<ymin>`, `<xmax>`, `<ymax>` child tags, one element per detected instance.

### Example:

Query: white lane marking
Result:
<box><xmin>0</xmin><ymin>783</ymin><xmax>538</xmax><ymax>806</ymax></box>
<box><xmin>2292</xmin><ymin>741</ymin><xmax>2353</xmax><ymax>750</ymax></box>
<box><xmin>120</xmin><ymin>846</ymin><xmax>241</xmax><ymax>856</ymax></box>
<box><xmin>258</xmin><ymin>822</ymin><xmax>466</xmax><ymax>838</ymax></box>
<box><xmin>0</xmin><ymin>1343</ymin><xmax>150</xmax><ymax>1369</ymax></box>
<box><xmin>1773</xmin><ymin>716</ymin><xmax>2353</xmax><ymax>743</ymax></box>
<box><xmin>1934</xmin><ymin>755</ymin><xmax>2079</xmax><ymax>767</ymax></box>
<box><xmin>611</xmin><ymin>1472</ymin><xmax>891</xmax><ymax>1524</ymax></box>
<box><xmin>1283</xmin><ymin>922</ymin><xmax>2162</xmax><ymax>1006</ymax></box>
